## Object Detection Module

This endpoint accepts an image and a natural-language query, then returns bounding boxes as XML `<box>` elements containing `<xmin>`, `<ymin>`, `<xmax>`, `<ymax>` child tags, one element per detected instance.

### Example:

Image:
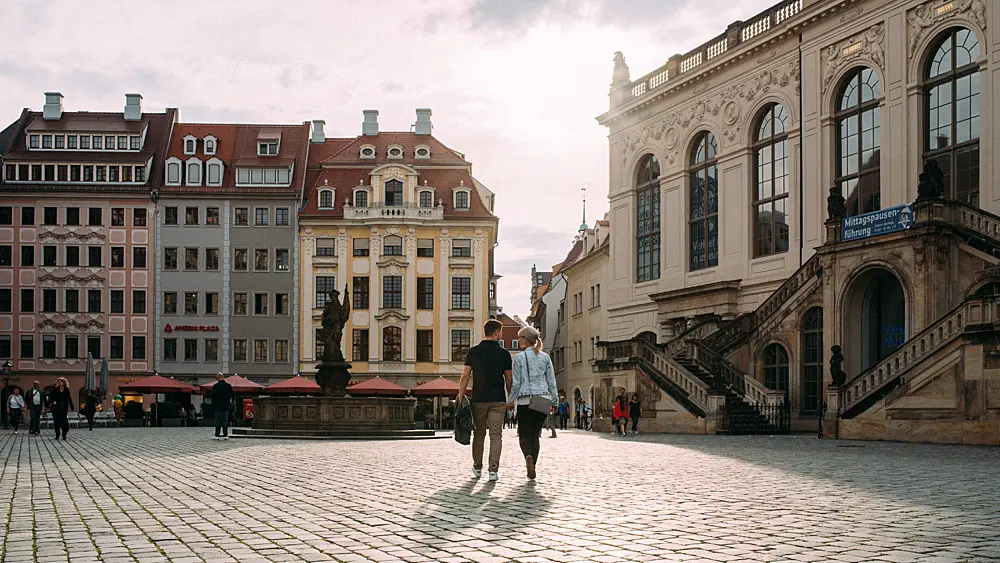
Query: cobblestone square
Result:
<box><xmin>0</xmin><ymin>428</ymin><xmax>997</xmax><ymax>562</ymax></box>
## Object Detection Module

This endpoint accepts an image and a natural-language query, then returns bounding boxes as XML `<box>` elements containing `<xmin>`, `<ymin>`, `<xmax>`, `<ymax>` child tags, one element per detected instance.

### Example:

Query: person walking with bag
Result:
<box><xmin>508</xmin><ymin>326</ymin><xmax>559</xmax><ymax>480</ymax></box>
<box><xmin>25</xmin><ymin>382</ymin><xmax>44</xmax><ymax>435</ymax></box>
<box><xmin>7</xmin><ymin>387</ymin><xmax>25</xmax><ymax>434</ymax></box>
<box><xmin>457</xmin><ymin>319</ymin><xmax>512</xmax><ymax>482</ymax></box>
<box><xmin>48</xmin><ymin>378</ymin><xmax>74</xmax><ymax>440</ymax></box>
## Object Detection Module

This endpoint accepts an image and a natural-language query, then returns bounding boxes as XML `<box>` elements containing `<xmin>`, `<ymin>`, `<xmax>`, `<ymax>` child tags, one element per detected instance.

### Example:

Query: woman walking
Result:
<box><xmin>7</xmin><ymin>387</ymin><xmax>25</xmax><ymax>434</ymax></box>
<box><xmin>82</xmin><ymin>391</ymin><xmax>98</xmax><ymax>431</ymax></box>
<box><xmin>507</xmin><ymin>326</ymin><xmax>558</xmax><ymax>480</ymax></box>
<box><xmin>48</xmin><ymin>377</ymin><xmax>74</xmax><ymax>440</ymax></box>
<box><xmin>628</xmin><ymin>393</ymin><xmax>641</xmax><ymax>435</ymax></box>
<box><xmin>612</xmin><ymin>395</ymin><xmax>626</xmax><ymax>436</ymax></box>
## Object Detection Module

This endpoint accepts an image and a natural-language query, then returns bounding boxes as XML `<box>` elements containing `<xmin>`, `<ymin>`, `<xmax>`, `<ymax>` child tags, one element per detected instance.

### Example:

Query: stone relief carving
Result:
<box><xmin>337</xmin><ymin>237</ymin><xmax>348</xmax><ymax>258</ymax></box>
<box><xmin>908</xmin><ymin>0</ymin><xmax>986</xmax><ymax>58</ymax></box>
<box><xmin>620</xmin><ymin>61</ymin><xmax>800</xmax><ymax>164</ymax></box>
<box><xmin>303</xmin><ymin>237</ymin><xmax>315</xmax><ymax>255</ymax></box>
<box><xmin>821</xmin><ymin>23</ymin><xmax>885</xmax><ymax>93</ymax></box>
<box><xmin>473</xmin><ymin>238</ymin><xmax>484</xmax><ymax>257</ymax></box>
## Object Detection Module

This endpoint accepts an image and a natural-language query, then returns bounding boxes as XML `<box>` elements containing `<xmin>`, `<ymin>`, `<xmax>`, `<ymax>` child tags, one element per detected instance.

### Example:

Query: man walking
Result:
<box><xmin>7</xmin><ymin>387</ymin><xmax>24</xmax><ymax>434</ymax></box>
<box><xmin>25</xmin><ymin>382</ymin><xmax>44</xmax><ymax>435</ymax></box>
<box><xmin>457</xmin><ymin>319</ymin><xmax>512</xmax><ymax>482</ymax></box>
<box><xmin>211</xmin><ymin>373</ymin><xmax>234</xmax><ymax>440</ymax></box>
<box><xmin>558</xmin><ymin>395</ymin><xmax>570</xmax><ymax>430</ymax></box>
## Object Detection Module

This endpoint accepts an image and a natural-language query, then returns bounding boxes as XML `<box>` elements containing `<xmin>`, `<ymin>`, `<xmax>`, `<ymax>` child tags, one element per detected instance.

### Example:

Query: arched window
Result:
<box><xmin>382</xmin><ymin>326</ymin><xmax>401</xmax><ymax>361</ymax></box>
<box><xmin>689</xmin><ymin>132</ymin><xmax>718</xmax><ymax>271</ymax></box>
<box><xmin>419</xmin><ymin>190</ymin><xmax>433</xmax><ymax>208</ymax></box>
<box><xmin>354</xmin><ymin>190</ymin><xmax>368</xmax><ymax>208</ymax></box>
<box><xmin>924</xmin><ymin>27</ymin><xmax>981</xmax><ymax>206</ymax></box>
<box><xmin>801</xmin><ymin>308</ymin><xmax>823</xmax><ymax>413</ymax></box>
<box><xmin>635</xmin><ymin>154</ymin><xmax>660</xmax><ymax>282</ymax></box>
<box><xmin>974</xmin><ymin>282</ymin><xmax>1000</xmax><ymax>297</ymax></box>
<box><xmin>454</xmin><ymin>190</ymin><xmax>470</xmax><ymax>209</ymax></box>
<box><xmin>753</xmin><ymin>103</ymin><xmax>790</xmax><ymax>257</ymax></box>
<box><xmin>763</xmin><ymin>343</ymin><xmax>789</xmax><ymax>394</ymax></box>
<box><xmin>383</xmin><ymin>235</ymin><xmax>402</xmax><ymax>256</ymax></box>
<box><xmin>384</xmin><ymin>179</ymin><xmax>403</xmax><ymax>206</ymax></box>
<box><xmin>166</xmin><ymin>162</ymin><xmax>180</xmax><ymax>184</ymax></box>
<box><xmin>836</xmin><ymin>68</ymin><xmax>881</xmax><ymax>217</ymax></box>
<box><xmin>207</xmin><ymin>163</ymin><xmax>222</xmax><ymax>185</ymax></box>
<box><xmin>319</xmin><ymin>190</ymin><xmax>333</xmax><ymax>209</ymax></box>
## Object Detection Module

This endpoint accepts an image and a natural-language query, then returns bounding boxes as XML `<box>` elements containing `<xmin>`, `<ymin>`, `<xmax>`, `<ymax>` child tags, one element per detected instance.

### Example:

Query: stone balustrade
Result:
<box><xmin>343</xmin><ymin>203</ymin><xmax>443</xmax><ymax>221</ymax></box>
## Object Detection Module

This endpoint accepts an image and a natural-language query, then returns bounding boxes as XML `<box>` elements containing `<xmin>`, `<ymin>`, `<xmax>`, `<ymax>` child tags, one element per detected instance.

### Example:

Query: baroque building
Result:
<box><xmin>298</xmin><ymin>110</ymin><xmax>499</xmax><ymax>388</ymax></box>
<box><xmin>596</xmin><ymin>0</ymin><xmax>998</xmax><ymax>444</ymax></box>
<box><xmin>153</xmin><ymin>122</ymin><xmax>309</xmax><ymax>387</ymax></box>
<box><xmin>0</xmin><ymin>93</ymin><xmax>174</xmax><ymax>405</ymax></box>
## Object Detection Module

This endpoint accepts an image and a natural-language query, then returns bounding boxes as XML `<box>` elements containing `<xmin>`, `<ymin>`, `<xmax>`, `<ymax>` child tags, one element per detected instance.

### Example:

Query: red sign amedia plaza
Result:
<box><xmin>163</xmin><ymin>324</ymin><xmax>220</xmax><ymax>333</ymax></box>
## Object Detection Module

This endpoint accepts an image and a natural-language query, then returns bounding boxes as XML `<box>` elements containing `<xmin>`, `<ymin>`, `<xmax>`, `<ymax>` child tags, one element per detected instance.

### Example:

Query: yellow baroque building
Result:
<box><xmin>297</xmin><ymin>110</ymin><xmax>499</xmax><ymax>387</ymax></box>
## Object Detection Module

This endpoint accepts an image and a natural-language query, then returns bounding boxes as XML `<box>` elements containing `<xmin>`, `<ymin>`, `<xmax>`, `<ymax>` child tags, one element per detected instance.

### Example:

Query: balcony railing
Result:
<box><xmin>615</xmin><ymin>0</ymin><xmax>804</xmax><ymax>107</ymax></box>
<box><xmin>343</xmin><ymin>203</ymin><xmax>443</xmax><ymax>221</ymax></box>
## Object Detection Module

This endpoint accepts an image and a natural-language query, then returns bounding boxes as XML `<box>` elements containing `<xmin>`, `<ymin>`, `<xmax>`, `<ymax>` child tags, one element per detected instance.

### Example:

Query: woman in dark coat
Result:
<box><xmin>82</xmin><ymin>391</ymin><xmax>99</xmax><ymax>431</ymax></box>
<box><xmin>48</xmin><ymin>377</ymin><xmax>74</xmax><ymax>440</ymax></box>
<box><xmin>628</xmin><ymin>393</ymin><xmax>642</xmax><ymax>435</ymax></box>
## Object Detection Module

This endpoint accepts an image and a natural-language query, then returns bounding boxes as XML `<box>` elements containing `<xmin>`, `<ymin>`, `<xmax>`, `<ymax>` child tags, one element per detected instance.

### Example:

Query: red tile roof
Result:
<box><xmin>319</xmin><ymin>132</ymin><xmax>470</xmax><ymax>166</ymax></box>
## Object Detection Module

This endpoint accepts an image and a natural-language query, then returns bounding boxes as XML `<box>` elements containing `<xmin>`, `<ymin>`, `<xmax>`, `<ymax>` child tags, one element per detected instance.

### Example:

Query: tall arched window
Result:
<box><xmin>419</xmin><ymin>190</ymin><xmax>433</xmax><ymax>208</ymax></box>
<box><xmin>753</xmin><ymin>103</ymin><xmax>790</xmax><ymax>257</ymax></box>
<box><xmin>454</xmin><ymin>190</ymin><xmax>470</xmax><ymax>209</ymax></box>
<box><xmin>635</xmin><ymin>154</ymin><xmax>660</xmax><ymax>282</ymax></box>
<box><xmin>925</xmin><ymin>27</ymin><xmax>981</xmax><ymax>206</ymax></box>
<box><xmin>836</xmin><ymin>68</ymin><xmax>881</xmax><ymax>217</ymax></box>
<box><xmin>382</xmin><ymin>326</ymin><xmax>401</xmax><ymax>361</ymax></box>
<box><xmin>801</xmin><ymin>308</ymin><xmax>823</xmax><ymax>413</ymax></box>
<box><xmin>354</xmin><ymin>190</ymin><xmax>368</xmax><ymax>208</ymax></box>
<box><xmin>763</xmin><ymin>343</ymin><xmax>789</xmax><ymax>394</ymax></box>
<box><xmin>689</xmin><ymin>132</ymin><xmax>718</xmax><ymax>271</ymax></box>
<box><xmin>384</xmin><ymin>179</ymin><xmax>403</xmax><ymax>206</ymax></box>
<box><xmin>319</xmin><ymin>190</ymin><xmax>333</xmax><ymax>209</ymax></box>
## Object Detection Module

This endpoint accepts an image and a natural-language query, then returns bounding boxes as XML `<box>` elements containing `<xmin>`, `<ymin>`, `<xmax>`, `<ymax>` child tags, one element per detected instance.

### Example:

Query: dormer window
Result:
<box><xmin>414</xmin><ymin>146</ymin><xmax>430</xmax><ymax>159</ymax></box>
<box><xmin>387</xmin><ymin>145</ymin><xmax>403</xmax><ymax>159</ymax></box>
<box><xmin>204</xmin><ymin>136</ymin><xmax>217</xmax><ymax>155</ymax></box>
<box><xmin>186</xmin><ymin>159</ymin><xmax>202</xmax><ymax>186</ymax></box>
<box><xmin>29</xmin><ymin>134</ymin><xmax>39</xmax><ymax>149</ymax></box>
<box><xmin>183</xmin><ymin>135</ymin><xmax>197</xmax><ymax>155</ymax></box>
<box><xmin>384</xmin><ymin>179</ymin><xmax>403</xmax><ymax>207</ymax></box>
<box><xmin>258</xmin><ymin>141</ymin><xmax>278</xmax><ymax>156</ymax></box>
<box><xmin>354</xmin><ymin>190</ymin><xmax>369</xmax><ymax>208</ymax></box>
<box><xmin>419</xmin><ymin>190</ymin><xmax>433</xmax><ymax>208</ymax></box>
<box><xmin>454</xmin><ymin>189</ymin><xmax>470</xmax><ymax>210</ymax></box>
<box><xmin>206</xmin><ymin>158</ymin><xmax>224</xmax><ymax>186</ymax></box>
<box><xmin>360</xmin><ymin>145</ymin><xmax>376</xmax><ymax>159</ymax></box>
<box><xmin>257</xmin><ymin>129</ymin><xmax>281</xmax><ymax>155</ymax></box>
<box><xmin>165</xmin><ymin>159</ymin><xmax>181</xmax><ymax>185</ymax></box>
<box><xmin>319</xmin><ymin>189</ymin><xmax>334</xmax><ymax>209</ymax></box>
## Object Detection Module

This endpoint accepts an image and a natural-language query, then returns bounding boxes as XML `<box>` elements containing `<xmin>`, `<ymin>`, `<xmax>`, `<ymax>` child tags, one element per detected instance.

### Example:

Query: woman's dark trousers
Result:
<box><xmin>52</xmin><ymin>408</ymin><xmax>69</xmax><ymax>438</ymax></box>
<box><xmin>516</xmin><ymin>405</ymin><xmax>547</xmax><ymax>461</ymax></box>
<box><xmin>86</xmin><ymin>412</ymin><xmax>95</xmax><ymax>430</ymax></box>
<box><xmin>631</xmin><ymin>416</ymin><xmax>640</xmax><ymax>433</ymax></box>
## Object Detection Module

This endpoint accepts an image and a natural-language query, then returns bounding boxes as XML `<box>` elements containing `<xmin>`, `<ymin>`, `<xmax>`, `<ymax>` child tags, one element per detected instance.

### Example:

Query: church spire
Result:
<box><xmin>579</xmin><ymin>187</ymin><xmax>588</xmax><ymax>232</ymax></box>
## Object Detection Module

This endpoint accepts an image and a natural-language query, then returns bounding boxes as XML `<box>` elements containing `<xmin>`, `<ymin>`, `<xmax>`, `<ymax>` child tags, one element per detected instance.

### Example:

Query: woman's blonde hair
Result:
<box><xmin>56</xmin><ymin>377</ymin><xmax>69</xmax><ymax>387</ymax></box>
<box><xmin>518</xmin><ymin>326</ymin><xmax>544</xmax><ymax>352</ymax></box>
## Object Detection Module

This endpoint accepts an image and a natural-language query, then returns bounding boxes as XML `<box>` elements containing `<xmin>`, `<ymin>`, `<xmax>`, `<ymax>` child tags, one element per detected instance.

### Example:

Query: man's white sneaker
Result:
<box><xmin>222</xmin><ymin>436</ymin><xmax>230</xmax><ymax>440</ymax></box>
<box><xmin>472</xmin><ymin>468</ymin><xmax>482</xmax><ymax>478</ymax></box>
<box><xmin>488</xmin><ymin>472</ymin><xmax>499</xmax><ymax>482</ymax></box>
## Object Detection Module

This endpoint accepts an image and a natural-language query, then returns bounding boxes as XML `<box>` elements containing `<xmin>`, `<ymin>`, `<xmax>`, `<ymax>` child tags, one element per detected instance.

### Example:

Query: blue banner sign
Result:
<box><xmin>842</xmin><ymin>204</ymin><xmax>914</xmax><ymax>242</ymax></box>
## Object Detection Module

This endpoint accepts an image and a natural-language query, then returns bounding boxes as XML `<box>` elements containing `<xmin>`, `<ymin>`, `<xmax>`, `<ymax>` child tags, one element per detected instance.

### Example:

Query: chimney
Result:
<box><xmin>43</xmin><ymin>92</ymin><xmax>64</xmax><ymax>120</ymax></box>
<box><xmin>362</xmin><ymin>110</ymin><xmax>379</xmax><ymax>136</ymax></box>
<box><xmin>414</xmin><ymin>108</ymin><xmax>433</xmax><ymax>135</ymax></box>
<box><xmin>124</xmin><ymin>93</ymin><xmax>143</xmax><ymax>121</ymax></box>
<box><xmin>311</xmin><ymin>119</ymin><xmax>326</xmax><ymax>143</ymax></box>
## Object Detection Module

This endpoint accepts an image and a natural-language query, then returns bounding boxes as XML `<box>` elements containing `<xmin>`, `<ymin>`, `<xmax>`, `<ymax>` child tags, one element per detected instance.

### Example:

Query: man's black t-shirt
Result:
<box><xmin>465</xmin><ymin>340</ymin><xmax>512</xmax><ymax>403</ymax></box>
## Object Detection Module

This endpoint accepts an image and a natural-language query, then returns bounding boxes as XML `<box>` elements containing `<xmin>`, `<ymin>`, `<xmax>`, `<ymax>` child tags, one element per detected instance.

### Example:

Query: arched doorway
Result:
<box><xmin>844</xmin><ymin>268</ymin><xmax>906</xmax><ymax>375</ymax></box>
<box><xmin>636</xmin><ymin>331</ymin><xmax>657</xmax><ymax>345</ymax></box>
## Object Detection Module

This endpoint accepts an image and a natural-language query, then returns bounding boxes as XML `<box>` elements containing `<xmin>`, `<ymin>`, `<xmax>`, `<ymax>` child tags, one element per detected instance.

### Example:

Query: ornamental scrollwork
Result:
<box><xmin>907</xmin><ymin>0</ymin><xmax>986</xmax><ymax>58</ymax></box>
<box><xmin>821</xmin><ymin>23</ymin><xmax>885</xmax><ymax>93</ymax></box>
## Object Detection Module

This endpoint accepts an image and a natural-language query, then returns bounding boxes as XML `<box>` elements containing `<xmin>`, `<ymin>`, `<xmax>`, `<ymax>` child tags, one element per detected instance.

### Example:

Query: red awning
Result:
<box><xmin>347</xmin><ymin>377</ymin><xmax>407</xmax><ymax>397</ymax></box>
<box><xmin>410</xmin><ymin>377</ymin><xmax>462</xmax><ymax>397</ymax></box>
<box><xmin>200</xmin><ymin>375</ymin><xmax>265</xmax><ymax>394</ymax></box>
<box><xmin>118</xmin><ymin>374</ymin><xmax>197</xmax><ymax>394</ymax></box>
<box><xmin>264</xmin><ymin>376</ymin><xmax>321</xmax><ymax>394</ymax></box>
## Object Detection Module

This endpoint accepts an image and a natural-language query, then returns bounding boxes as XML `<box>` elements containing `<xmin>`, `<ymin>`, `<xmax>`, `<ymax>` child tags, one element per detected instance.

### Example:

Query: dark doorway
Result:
<box><xmin>860</xmin><ymin>270</ymin><xmax>905</xmax><ymax>371</ymax></box>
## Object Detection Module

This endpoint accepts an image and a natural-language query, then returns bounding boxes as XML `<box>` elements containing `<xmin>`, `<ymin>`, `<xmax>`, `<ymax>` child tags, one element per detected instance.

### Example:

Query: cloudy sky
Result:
<box><xmin>1</xmin><ymin>0</ymin><xmax>773</xmax><ymax>319</ymax></box>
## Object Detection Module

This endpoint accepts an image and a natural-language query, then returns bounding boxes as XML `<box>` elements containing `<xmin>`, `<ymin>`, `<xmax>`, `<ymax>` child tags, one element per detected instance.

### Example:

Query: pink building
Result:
<box><xmin>0</xmin><ymin>92</ymin><xmax>176</xmax><ymax>406</ymax></box>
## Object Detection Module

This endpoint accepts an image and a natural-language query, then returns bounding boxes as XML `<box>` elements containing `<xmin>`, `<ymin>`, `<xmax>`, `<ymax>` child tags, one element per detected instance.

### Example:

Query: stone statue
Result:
<box><xmin>829</xmin><ymin>345</ymin><xmax>846</xmax><ymax>387</ymax></box>
<box><xmin>827</xmin><ymin>185</ymin><xmax>846</xmax><ymax>221</ymax></box>
<box><xmin>612</xmin><ymin>51</ymin><xmax>631</xmax><ymax>86</ymax></box>
<box><xmin>316</xmin><ymin>285</ymin><xmax>353</xmax><ymax>396</ymax></box>
<box><xmin>320</xmin><ymin>287</ymin><xmax>351</xmax><ymax>362</ymax></box>
<box><xmin>916</xmin><ymin>160</ymin><xmax>945</xmax><ymax>201</ymax></box>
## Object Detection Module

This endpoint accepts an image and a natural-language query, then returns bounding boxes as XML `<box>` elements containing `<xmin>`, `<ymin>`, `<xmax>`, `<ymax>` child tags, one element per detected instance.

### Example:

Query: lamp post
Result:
<box><xmin>2</xmin><ymin>360</ymin><xmax>11</xmax><ymax>429</ymax></box>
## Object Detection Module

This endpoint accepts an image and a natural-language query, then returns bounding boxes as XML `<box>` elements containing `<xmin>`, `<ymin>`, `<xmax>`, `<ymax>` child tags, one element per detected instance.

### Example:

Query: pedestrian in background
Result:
<box><xmin>48</xmin><ymin>377</ymin><xmax>74</xmax><ymax>440</ymax></box>
<box><xmin>82</xmin><ymin>391</ymin><xmax>98</xmax><ymax>431</ymax></box>
<box><xmin>508</xmin><ymin>326</ymin><xmax>559</xmax><ymax>480</ymax></box>
<box><xmin>629</xmin><ymin>393</ymin><xmax>642</xmax><ymax>435</ymax></box>
<box><xmin>7</xmin><ymin>387</ymin><xmax>25</xmax><ymax>434</ymax></box>
<box><xmin>558</xmin><ymin>396</ymin><xmax>570</xmax><ymax>430</ymax></box>
<box><xmin>582</xmin><ymin>401</ymin><xmax>592</xmax><ymax>430</ymax></box>
<box><xmin>211</xmin><ymin>373</ymin><xmax>235</xmax><ymax>440</ymax></box>
<box><xmin>25</xmin><ymin>382</ymin><xmax>44</xmax><ymax>435</ymax></box>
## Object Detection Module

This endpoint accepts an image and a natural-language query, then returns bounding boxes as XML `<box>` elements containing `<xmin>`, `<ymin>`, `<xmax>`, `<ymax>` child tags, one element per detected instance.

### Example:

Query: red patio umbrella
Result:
<box><xmin>118</xmin><ymin>374</ymin><xmax>197</xmax><ymax>394</ymax></box>
<box><xmin>347</xmin><ymin>377</ymin><xmax>407</xmax><ymax>397</ymax></box>
<box><xmin>410</xmin><ymin>377</ymin><xmax>462</xmax><ymax>396</ymax></box>
<box><xmin>200</xmin><ymin>374</ymin><xmax>265</xmax><ymax>394</ymax></box>
<box><xmin>264</xmin><ymin>375</ymin><xmax>321</xmax><ymax>395</ymax></box>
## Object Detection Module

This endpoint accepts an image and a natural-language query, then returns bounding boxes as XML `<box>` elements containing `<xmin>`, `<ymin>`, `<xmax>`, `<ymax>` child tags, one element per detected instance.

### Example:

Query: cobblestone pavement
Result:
<box><xmin>0</xmin><ymin>428</ymin><xmax>997</xmax><ymax>563</ymax></box>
